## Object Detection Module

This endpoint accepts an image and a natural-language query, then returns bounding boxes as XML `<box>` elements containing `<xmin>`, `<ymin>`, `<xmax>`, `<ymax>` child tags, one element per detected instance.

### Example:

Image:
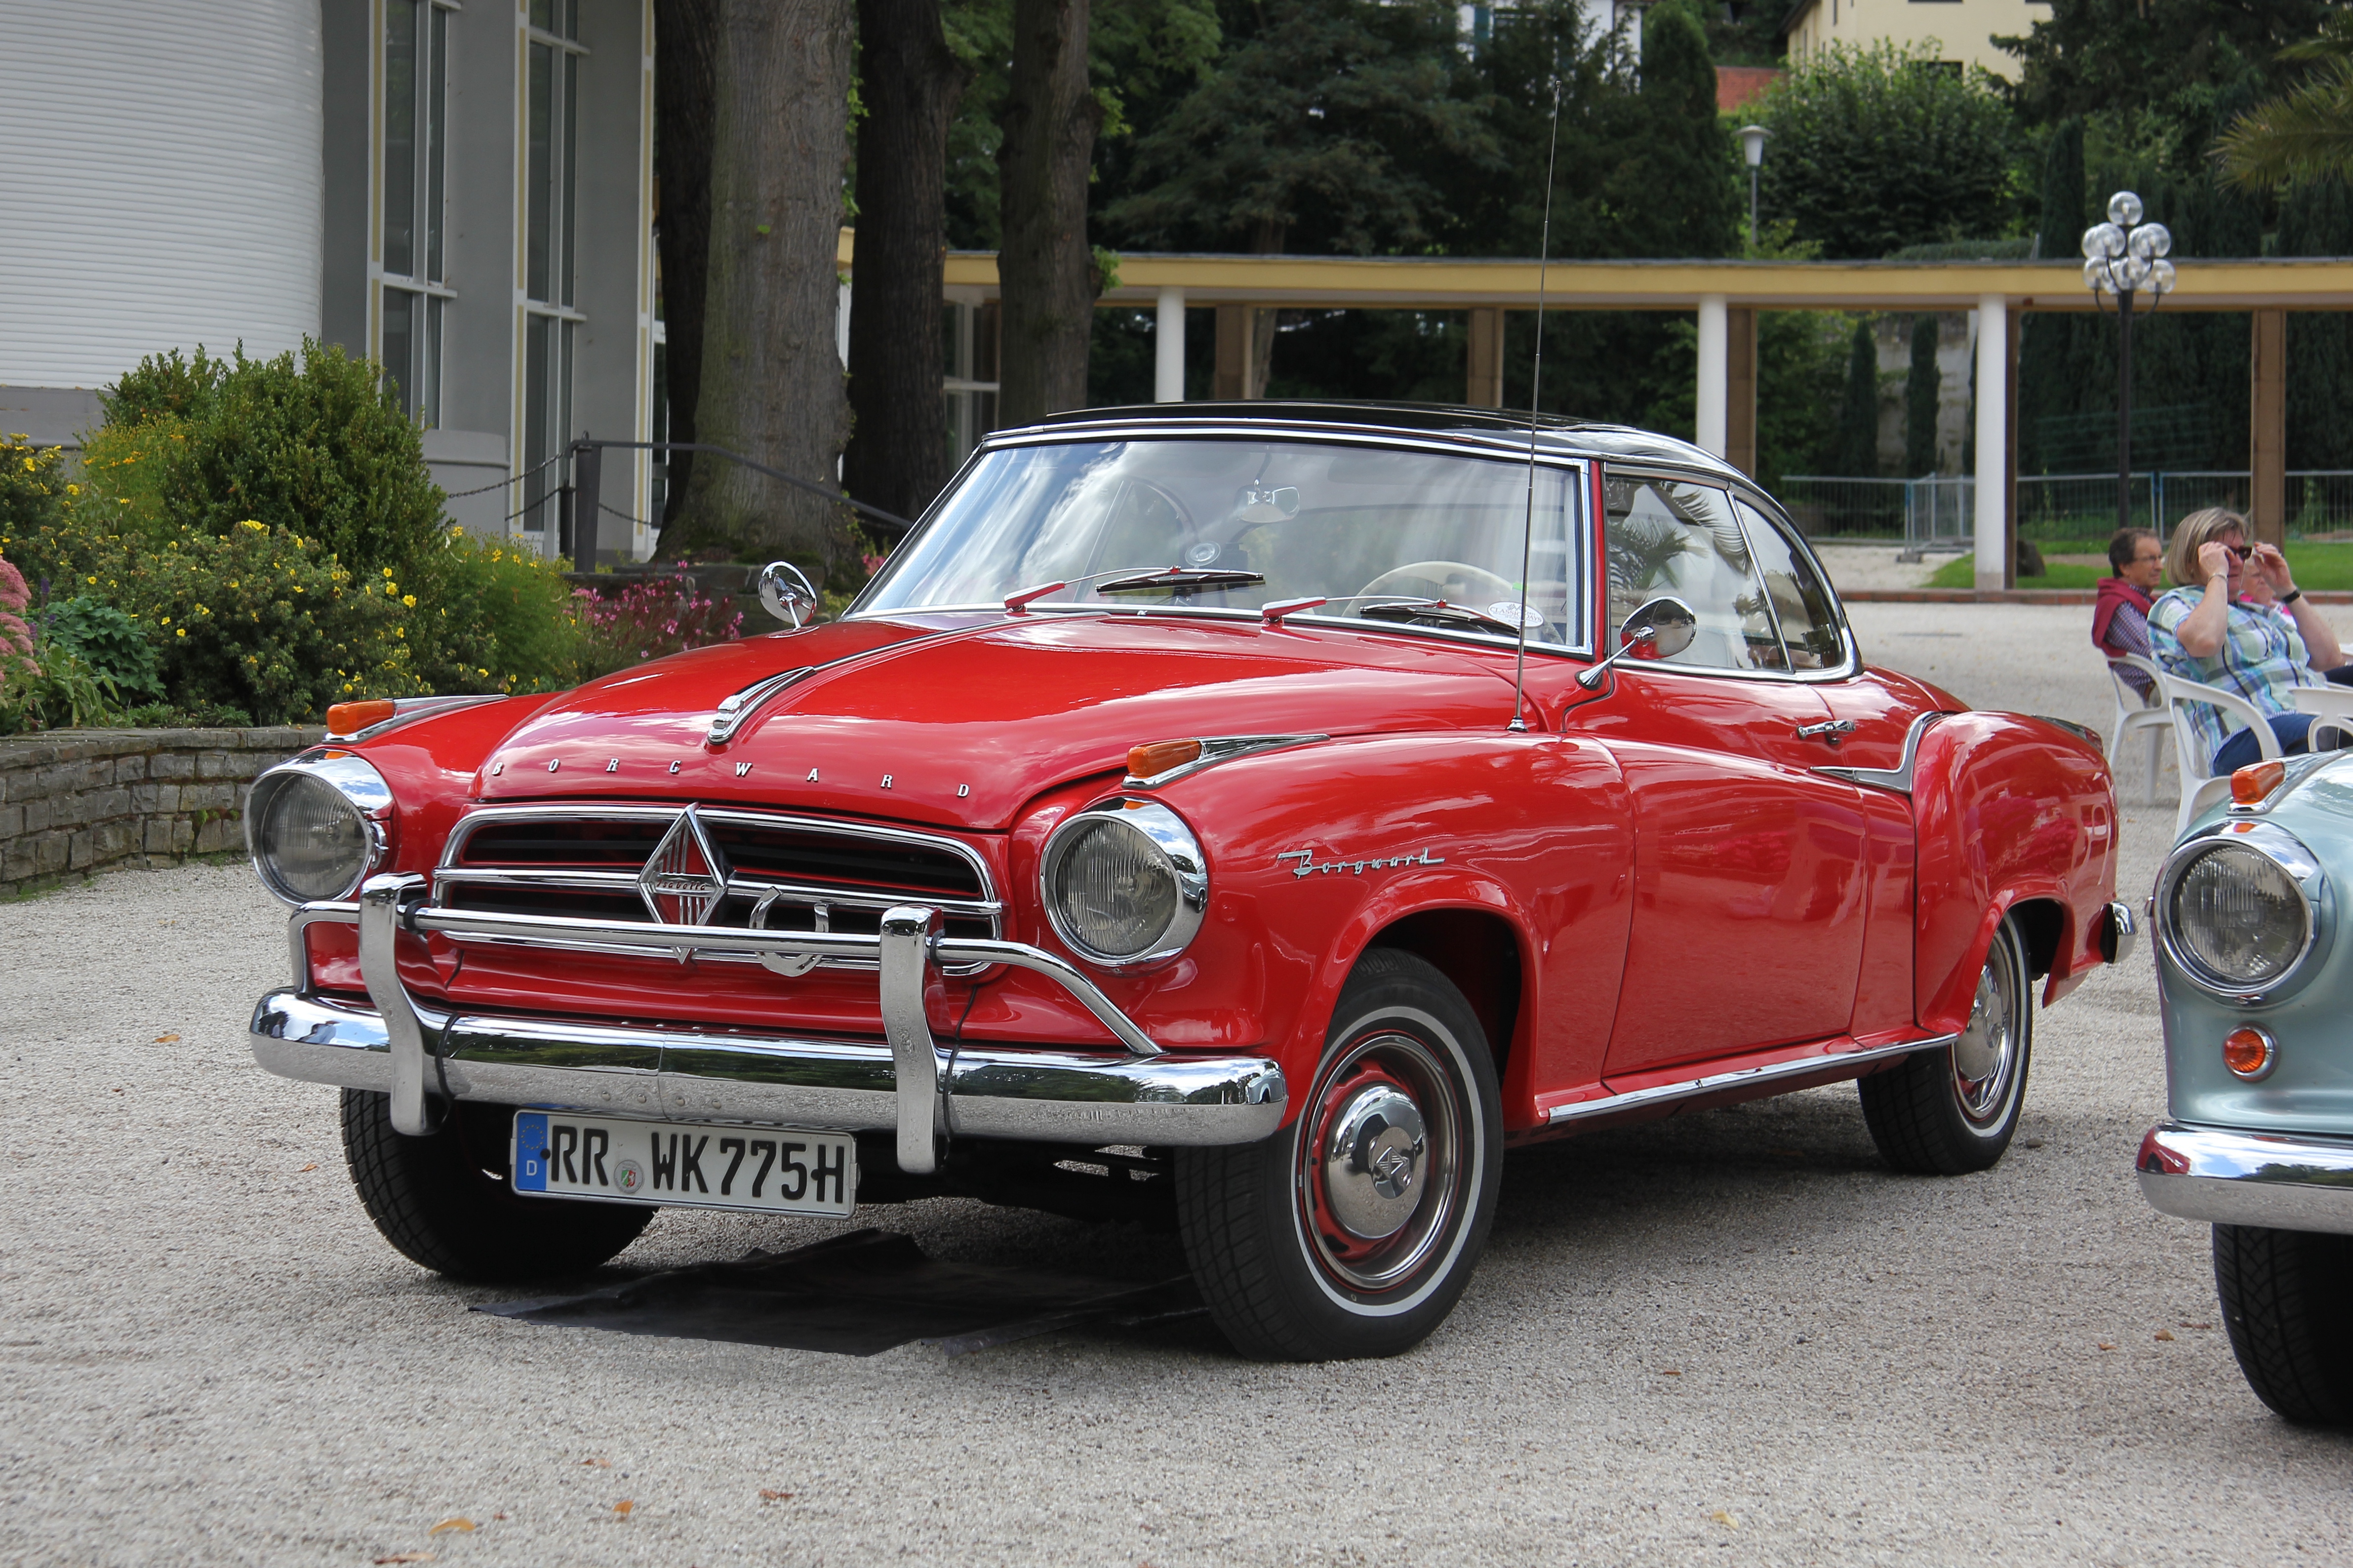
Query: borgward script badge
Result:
<box><xmin>639</xmin><ymin>806</ymin><xmax>731</xmax><ymax>925</ymax></box>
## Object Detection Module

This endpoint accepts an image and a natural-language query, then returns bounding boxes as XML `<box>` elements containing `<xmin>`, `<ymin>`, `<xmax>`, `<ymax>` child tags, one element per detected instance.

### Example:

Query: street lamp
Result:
<box><xmin>2082</xmin><ymin>190</ymin><xmax>2177</xmax><ymax>536</ymax></box>
<box><xmin>1738</xmin><ymin>125</ymin><xmax>1769</xmax><ymax>255</ymax></box>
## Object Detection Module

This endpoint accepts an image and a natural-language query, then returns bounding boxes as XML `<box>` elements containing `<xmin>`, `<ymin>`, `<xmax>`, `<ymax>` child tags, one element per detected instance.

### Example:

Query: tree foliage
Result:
<box><xmin>1105</xmin><ymin>0</ymin><xmax>1498</xmax><ymax>255</ymax></box>
<box><xmin>1905</xmin><ymin>315</ymin><xmax>1940</xmax><ymax>476</ymax></box>
<box><xmin>1754</xmin><ymin>42</ymin><xmax>2016</xmax><ymax>259</ymax></box>
<box><xmin>1837</xmin><ymin>321</ymin><xmax>1879</xmax><ymax>477</ymax></box>
<box><xmin>2216</xmin><ymin>8</ymin><xmax>2353</xmax><ymax>191</ymax></box>
<box><xmin>2001</xmin><ymin>0</ymin><xmax>2332</xmax><ymax>138</ymax></box>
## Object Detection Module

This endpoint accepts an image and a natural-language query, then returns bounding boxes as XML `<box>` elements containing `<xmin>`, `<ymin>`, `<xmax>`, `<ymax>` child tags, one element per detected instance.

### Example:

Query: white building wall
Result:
<box><xmin>0</xmin><ymin>0</ymin><xmax>324</xmax><ymax>389</ymax></box>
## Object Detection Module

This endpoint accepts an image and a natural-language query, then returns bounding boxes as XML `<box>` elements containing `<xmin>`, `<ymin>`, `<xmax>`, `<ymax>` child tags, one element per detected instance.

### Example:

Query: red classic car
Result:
<box><xmin>246</xmin><ymin>404</ymin><xmax>2131</xmax><ymax>1360</ymax></box>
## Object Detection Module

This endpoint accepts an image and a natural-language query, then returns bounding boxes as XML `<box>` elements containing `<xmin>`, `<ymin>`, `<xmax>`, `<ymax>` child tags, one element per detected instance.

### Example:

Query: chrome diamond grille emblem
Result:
<box><xmin>638</xmin><ymin>806</ymin><xmax>730</xmax><ymax>926</ymax></box>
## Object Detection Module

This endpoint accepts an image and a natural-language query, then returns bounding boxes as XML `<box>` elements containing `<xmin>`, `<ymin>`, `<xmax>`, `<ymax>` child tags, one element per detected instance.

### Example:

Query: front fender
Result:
<box><xmin>1147</xmin><ymin>732</ymin><xmax>1635</xmax><ymax>1127</ymax></box>
<box><xmin>1911</xmin><ymin>712</ymin><xmax>2117</xmax><ymax>1033</ymax></box>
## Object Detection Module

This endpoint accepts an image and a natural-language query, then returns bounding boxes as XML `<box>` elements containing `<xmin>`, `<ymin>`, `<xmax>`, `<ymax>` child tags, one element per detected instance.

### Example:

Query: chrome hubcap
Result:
<box><xmin>1298</xmin><ymin>1030</ymin><xmax>1465</xmax><ymax>1295</ymax></box>
<box><xmin>1321</xmin><ymin>1084</ymin><xmax>1428</xmax><ymax>1240</ymax></box>
<box><xmin>1952</xmin><ymin>933</ymin><xmax>2021</xmax><ymax>1127</ymax></box>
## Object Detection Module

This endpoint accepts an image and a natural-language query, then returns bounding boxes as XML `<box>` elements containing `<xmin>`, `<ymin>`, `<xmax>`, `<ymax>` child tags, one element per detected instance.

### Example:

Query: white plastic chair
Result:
<box><xmin>2289</xmin><ymin>685</ymin><xmax>2353</xmax><ymax>753</ymax></box>
<box><xmin>2106</xmin><ymin>656</ymin><xmax>2173</xmax><ymax>807</ymax></box>
<box><xmin>2160</xmin><ymin>670</ymin><xmax>2282</xmax><ymax>839</ymax></box>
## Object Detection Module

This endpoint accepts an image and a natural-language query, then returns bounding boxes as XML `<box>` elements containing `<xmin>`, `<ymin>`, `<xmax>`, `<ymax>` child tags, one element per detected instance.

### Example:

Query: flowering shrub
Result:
<box><xmin>0</xmin><ymin>554</ymin><xmax>126</xmax><ymax>734</ymax></box>
<box><xmin>102</xmin><ymin>341</ymin><xmax>446</xmax><ymax>581</ymax></box>
<box><xmin>37</xmin><ymin>595</ymin><xmax>162</xmax><ymax>702</ymax></box>
<box><xmin>404</xmin><ymin>527</ymin><xmax>586</xmax><ymax>695</ymax></box>
<box><xmin>575</xmin><ymin>576</ymin><xmax>745</xmax><ymax>679</ymax></box>
<box><xmin>71</xmin><ymin>521</ymin><xmax>426</xmax><ymax>725</ymax></box>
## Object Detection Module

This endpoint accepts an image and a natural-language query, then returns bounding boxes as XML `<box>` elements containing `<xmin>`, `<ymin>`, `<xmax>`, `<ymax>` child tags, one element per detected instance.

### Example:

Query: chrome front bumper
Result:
<box><xmin>252</xmin><ymin>874</ymin><xmax>1286</xmax><ymax>1174</ymax></box>
<box><xmin>2136</xmin><ymin>1122</ymin><xmax>2353</xmax><ymax>1236</ymax></box>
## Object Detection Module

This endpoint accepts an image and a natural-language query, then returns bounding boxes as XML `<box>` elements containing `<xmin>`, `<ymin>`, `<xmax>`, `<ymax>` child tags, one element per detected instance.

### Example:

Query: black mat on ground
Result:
<box><xmin>474</xmin><ymin>1228</ymin><xmax>1203</xmax><ymax>1356</ymax></box>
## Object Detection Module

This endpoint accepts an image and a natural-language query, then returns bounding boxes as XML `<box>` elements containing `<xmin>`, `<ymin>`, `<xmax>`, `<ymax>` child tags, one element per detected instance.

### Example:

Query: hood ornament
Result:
<box><xmin>707</xmin><ymin>666</ymin><xmax>814</xmax><ymax>748</ymax></box>
<box><xmin>639</xmin><ymin>806</ymin><xmax>731</xmax><ymax>927</ymax></box>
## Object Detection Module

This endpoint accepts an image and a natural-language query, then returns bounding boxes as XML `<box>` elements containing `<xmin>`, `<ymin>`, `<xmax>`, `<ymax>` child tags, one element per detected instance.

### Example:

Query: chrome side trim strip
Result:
<box><xmin>248</xmin><ymin>989</ymin><xmax>1286</xmax><ymax>1150</ymax></box>
<box><xmin>2137</xmin><ymin>1122</ymin><xmax>2353</xmax><ymax>1237</ymax></box>
<box><xmin>1543</xmin><ymin>1033</ymin><xmax>1954</xmax><ymax>1124</ymax></box>
<box><xmin>1811</xmin><ymin>710</ymin><xmax>1955</xmax><ymax>794</ymax></box>
<box><xmin>1124</xmin><ymin>734</ymin><xmax>1330</xmax><ymax>790</ymax></box>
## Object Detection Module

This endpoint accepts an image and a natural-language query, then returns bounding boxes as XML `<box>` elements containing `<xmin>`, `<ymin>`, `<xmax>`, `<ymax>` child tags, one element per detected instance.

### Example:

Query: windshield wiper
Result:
<box><xmin>1356</xmin><ymin>598</ymin><xmax>1526</xmax><ymax>637</ymax></box>
<box><xmin>1094</xmin><ymin>567</ymin><xmax>1268</xmax><ymax>595</ymax></box>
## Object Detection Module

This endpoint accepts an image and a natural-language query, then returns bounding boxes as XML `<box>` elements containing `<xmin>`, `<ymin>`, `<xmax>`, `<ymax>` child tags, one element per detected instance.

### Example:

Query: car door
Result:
<box><xmin>1574</xmin><ymin>473</ymin><xmax>1873</xmax><ymax>1077</ymax></box>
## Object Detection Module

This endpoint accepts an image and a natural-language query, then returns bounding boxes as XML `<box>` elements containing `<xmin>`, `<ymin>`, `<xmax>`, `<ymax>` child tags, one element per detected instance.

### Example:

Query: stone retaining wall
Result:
<box><xmin>0</xmin><ymin>728</ymin><xmax>324</xmax><ymax>897</ymax></box>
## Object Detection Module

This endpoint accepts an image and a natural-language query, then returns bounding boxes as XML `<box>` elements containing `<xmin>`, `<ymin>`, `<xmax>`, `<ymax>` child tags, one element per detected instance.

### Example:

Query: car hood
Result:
<box><xmin>474</xmin><ymin>613</ymin><xmax>1526</xmax><ymax>828</ymax></box>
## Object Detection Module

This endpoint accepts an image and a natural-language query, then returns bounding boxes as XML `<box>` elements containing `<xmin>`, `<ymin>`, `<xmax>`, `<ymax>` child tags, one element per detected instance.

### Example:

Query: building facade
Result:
<box><xmin>1780</xmin><ymin>0</ymin><xmax>2050</xmax><ymax>79</ymax></box>
<box><xmin>0</xmin><ymin>0</ymin><xmax>658</xmax><ymax>560</ymax></box>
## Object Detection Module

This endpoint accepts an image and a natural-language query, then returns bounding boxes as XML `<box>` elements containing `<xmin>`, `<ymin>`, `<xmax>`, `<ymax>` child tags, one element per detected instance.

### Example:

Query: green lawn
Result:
<box><xmin>1925</xmin><ymin>541</ymin><xmax>2353</xmax><ymax>592</ymax></box>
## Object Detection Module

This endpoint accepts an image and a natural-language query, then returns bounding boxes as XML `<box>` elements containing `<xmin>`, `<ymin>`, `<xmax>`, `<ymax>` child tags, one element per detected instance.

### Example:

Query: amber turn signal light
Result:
<box><xmin>325</xmin><ymin>700</ymin><xmax>397</xmax><ymax>736</ymax></box>
<box><xmin>1127</xmin><ymin>739</ymin><xmax>1202</xmax><ymax>779</ymax></box>
<box><xmin>2231</xmin><ymin>760</ymin><xmax>2286</xmax><ymax>805</ymax></box>
<box><xmin>2222</xmin><ymin>1026</ymin><xmax>2277</xmax><ymax>1081</ymax></box>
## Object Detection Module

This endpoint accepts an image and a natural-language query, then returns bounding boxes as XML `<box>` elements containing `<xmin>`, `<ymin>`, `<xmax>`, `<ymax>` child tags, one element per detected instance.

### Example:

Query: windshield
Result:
<box><xmin>857</xmin><ymin>438</ymin><xmax>1585</xmax><ymax>647</ymax></box>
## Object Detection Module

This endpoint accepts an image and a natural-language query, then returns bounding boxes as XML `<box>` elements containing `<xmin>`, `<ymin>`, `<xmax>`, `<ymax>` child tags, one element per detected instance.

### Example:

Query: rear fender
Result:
<box><xmin>1911</xmin><ymin>711</ymin><xmax>2118</xmax><ymax>1032</ymax></box>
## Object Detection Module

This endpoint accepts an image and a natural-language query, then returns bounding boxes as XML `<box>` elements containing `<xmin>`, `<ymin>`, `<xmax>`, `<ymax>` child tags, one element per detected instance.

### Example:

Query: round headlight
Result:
<box><xmin>2160</xmin><ymin>833</ymin><xmax>2316</xmax><ymax>996</ymax></box>
<box><xmin>1040</xmin><ymin>798</ymin><xmax>1208</xmax><ymax>968</ymax></box>
<box><xmin>247</xmin><ymin>754</ymin><xmax>393</xmax><ymax>904</ymax></box>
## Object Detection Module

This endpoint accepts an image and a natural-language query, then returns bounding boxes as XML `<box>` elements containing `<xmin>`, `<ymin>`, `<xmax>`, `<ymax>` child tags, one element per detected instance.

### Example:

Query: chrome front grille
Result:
<box><xmin>433</xmin><ymin>804</ymin><xmax>1002</xmax><ymax>972</ymax></box>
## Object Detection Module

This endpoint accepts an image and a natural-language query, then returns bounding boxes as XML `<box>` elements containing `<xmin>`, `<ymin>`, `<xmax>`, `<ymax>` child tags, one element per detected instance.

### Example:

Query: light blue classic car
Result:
<box><xmin>2137</xmin><ymin>754</ymin><xmax>2353</xmax><ymax>1425</ymax></box>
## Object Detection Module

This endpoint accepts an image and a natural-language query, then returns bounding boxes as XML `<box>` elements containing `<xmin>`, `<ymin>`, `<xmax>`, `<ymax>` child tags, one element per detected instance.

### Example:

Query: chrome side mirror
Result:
<box><xmin>1574</xmin><ymin>595</ymin><xmax>1698</xmax><ymax>690</ymax></box>
<box><xmin>758</xmin><ymin>560</ymin><xmax>820</xmax><ymax>629</ymax></box>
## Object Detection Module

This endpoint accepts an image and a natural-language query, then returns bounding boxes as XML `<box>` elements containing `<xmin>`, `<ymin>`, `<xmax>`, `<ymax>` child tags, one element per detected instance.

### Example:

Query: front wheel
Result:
<box><xmin>341</xmin><ymin>1090</ymin><xmax>653</xmax><ymax>1281</ymax></box>
<box><xmin>1175</xmin><ymin>949</ymin><xmax>1503</xmax><ymax>1361</ymax></box>
<box><xmin>2214</xmin><ymin>1223</ymin><xmax>2353</xmax><ymax>1426</ymax></box>
<box><xmin>1859</xmin><ymin>913</ymin><xmax>2033</xmax><ymax>1175</ymax></box>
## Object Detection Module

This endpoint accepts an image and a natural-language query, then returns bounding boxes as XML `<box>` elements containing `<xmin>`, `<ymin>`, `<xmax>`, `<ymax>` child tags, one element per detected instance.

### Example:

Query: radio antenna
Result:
<box><xmin>1508</xmin><ymin>82</ymin><xmax>1563</xmax><ymax>734</ymax></box>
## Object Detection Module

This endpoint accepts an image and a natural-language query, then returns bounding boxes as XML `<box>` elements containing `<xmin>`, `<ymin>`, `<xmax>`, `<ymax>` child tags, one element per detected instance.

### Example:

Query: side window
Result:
<box><xmin>1603</xmin><ymin>476</ymin><xmax>1777</xmax><ymax>672</ymax></box>
<box><xmin>1735</xmin><ymin>497</ymin><xmax>1846</xmax><ymax>671</ymax></box>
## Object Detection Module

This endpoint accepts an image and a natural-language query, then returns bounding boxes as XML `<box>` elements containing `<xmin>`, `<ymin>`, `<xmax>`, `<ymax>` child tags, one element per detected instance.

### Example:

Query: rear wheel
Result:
<box><xmin>340</xmin><ymin>1090</ymin><xmax>653</xmax><ymax>1281</ymax></box>
<box><xmin>2213</xmin><ymin>1223</ymin><xmax>2353</xmax><ymax>1426</ymax></box>
<box><xmin>1175</xmin><ymin>949</ymin><xmax>1502</xmax><ymax>1361</ymax></box>
<box><xmin>1859</xmin><ymin>914</ymin><xmax>2032</xmax><ymax>1175</ymax></box>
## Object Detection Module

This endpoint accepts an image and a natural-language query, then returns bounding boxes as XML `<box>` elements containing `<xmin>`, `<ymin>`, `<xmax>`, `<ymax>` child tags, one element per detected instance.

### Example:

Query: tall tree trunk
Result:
<box><xmin>844</xmin><ymin>0</ymin><xmax>969</xmax><ymax>526</ymax></box>
<box><xmin>997</xmin><ymin>0</ymin><xmax>1100</xmax><ymax>425</ymax></box>
<box><xmin>653</xmin><ymin>0</ymin><xmax>718</xmax><ymax>530</ymax></box>
<box><xmin>1248</xmin><ymin>218</ymin><xmax>1285</xmax><ymax>400</ymax></box>
<box><xmin>662</xmin><ymin>0</ymin><xmax>855</xmax><ymax>573</ymax></box>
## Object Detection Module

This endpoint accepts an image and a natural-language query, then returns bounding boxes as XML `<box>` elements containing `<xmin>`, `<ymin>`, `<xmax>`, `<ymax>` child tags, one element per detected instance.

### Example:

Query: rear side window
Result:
<box><xmin>1735</xmin><ymin>497</ymin><xmax>1846</xmax><ymax>671</ymax></box>
<box><xmin>1603</xmin><ymin>476</ymin><xmax>1780</xmax><ymax>672</ymax></box>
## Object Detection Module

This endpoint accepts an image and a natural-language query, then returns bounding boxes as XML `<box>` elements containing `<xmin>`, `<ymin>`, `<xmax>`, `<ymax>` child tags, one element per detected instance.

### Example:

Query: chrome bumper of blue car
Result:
<box><xmin>2136</xmin><ymin>1122</ymin><xmax>2353</xmax><ymax>1237</ymax></box>
<box><xmin>251</xmin><ymin>875</ymin><xmax>1286</xmax><ymax>1173</ymax></box>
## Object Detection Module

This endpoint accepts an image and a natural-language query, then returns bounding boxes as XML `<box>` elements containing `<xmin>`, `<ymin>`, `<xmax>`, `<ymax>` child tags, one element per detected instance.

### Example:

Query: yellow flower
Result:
<box><xmin>66</xmin><ymin>483</ymin><xmax>79</xmax><ymax>496</ymax></box>
<box><xmin>86</xmin><ymin>576</ymin><xmax>97</xmax><ymax>585</ymax></box>
<box><xmin>175</xmin><ymin>627</ymin><xmax>186</xmax><ymax>637</ymax></box>
<box><xmin>159</xmin><ymin>617</ymin><xmax>171</xmax><ymax>626</ymax></box>
<box><xmin>401</xmin><ymin>594</ymin><xmax>416</xmax><ymax>607</ymax></box>
<box><xmin>382</xmin><ymin>567</ymin><xmax>395</xmax><ymax>578</ymax></box>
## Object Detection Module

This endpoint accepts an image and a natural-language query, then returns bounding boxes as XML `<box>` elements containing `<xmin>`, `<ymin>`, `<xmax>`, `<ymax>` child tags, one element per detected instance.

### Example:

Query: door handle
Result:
<box><xmin>1796</xmin><ymin>718</ymin><xmax>1857</xmax><ymax>743</ymax></box>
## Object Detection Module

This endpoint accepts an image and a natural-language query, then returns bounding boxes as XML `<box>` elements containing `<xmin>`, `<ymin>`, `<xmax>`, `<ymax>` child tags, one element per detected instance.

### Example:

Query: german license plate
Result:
<box><xmin>510</xmin><ymin>1111</ymin><xmax>856</xmax><ymax>1217</ymax></box>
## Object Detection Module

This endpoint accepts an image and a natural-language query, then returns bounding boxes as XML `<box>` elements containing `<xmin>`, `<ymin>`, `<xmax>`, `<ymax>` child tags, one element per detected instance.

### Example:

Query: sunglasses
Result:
<box><xmin>2225</xmin><ymin>544</ymin><xmax>2256</xmax><ymax>560</ymax></box>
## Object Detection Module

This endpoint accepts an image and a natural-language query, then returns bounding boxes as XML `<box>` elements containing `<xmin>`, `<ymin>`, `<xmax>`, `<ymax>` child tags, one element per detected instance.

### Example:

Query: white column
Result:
<box><xmin>1974</xmin><ymin>294</ymin><xmax>2008</xmax><ymax>591</ymax></box>
<box><xmin>1154</xmin><ymin>287</ymin><xmax>1186</xmax><ymax>402</ymax></box>
<box><xmin>1695</xmin><ymin>294</ymin><xmax>1729</xmax><ymax>459</ymax></box>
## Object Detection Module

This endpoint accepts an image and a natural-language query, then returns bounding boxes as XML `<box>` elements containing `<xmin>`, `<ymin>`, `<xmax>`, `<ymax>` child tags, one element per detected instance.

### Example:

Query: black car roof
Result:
<box><xmin>994</xmin><ymin>400</ymin><xmax>1747</xmax><ymax>485</ymax></box>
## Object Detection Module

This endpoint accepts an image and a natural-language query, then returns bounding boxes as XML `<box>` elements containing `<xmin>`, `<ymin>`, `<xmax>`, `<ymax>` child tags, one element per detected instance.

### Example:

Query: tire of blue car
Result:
<box><xmin>2213</xmin><ymin>1222</ymin><xmax>2353</xmax><ymax>1426</ymax></box>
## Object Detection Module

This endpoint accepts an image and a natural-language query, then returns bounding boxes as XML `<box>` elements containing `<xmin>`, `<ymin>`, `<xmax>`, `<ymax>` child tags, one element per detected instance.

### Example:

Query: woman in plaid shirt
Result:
<box><xmin>2148</xmin><ymin>508</ymin><xmax>2349</xmax><ymax>772</ymax></box>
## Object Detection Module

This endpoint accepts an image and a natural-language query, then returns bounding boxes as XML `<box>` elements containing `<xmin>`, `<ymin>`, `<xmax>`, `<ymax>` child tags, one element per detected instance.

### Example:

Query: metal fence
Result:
<box><xmin>1780</xmin><ymin>470</ymin><xmax>2353</xmax><ymax>549</ymax></box>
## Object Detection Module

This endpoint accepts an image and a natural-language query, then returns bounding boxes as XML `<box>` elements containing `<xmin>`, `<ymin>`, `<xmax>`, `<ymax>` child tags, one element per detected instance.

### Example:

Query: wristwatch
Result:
<box><xmin>2281</xmin><ymin>588</ymin><xmax>2304</xmax><ymax>605</ymax></box>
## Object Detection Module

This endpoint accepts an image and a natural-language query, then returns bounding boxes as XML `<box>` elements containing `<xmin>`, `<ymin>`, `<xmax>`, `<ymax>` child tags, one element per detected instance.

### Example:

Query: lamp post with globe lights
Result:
<box><xmin>2081</xmin><ymin>191</ymin><xmax>2177</xmax><ymax>535</ymax></box>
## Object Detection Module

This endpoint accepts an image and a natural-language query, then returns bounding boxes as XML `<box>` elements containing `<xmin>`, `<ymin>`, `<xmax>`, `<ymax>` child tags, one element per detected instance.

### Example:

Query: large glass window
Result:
<box><xmin>1734</xmin><ymin>497</ymin><xmax>1847</xmax><ymax>671</ymax></box>
<box><xmin>381</xmin><ymin>0</ymin><xmax>450</xmax><ymax>424</ymax></box>
<box><xmin>519</xmin><ymin>1</ymin><xmax>585</xmax><ymax>549</ymax></box>
<box><xmin>862</xmin><ymin>438</ymin><xmax>1584</xmax><ymax>647</ymax></box>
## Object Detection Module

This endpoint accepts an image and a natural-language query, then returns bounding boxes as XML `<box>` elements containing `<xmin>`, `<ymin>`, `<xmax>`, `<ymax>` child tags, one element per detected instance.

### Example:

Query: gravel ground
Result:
<box><xmin>6</xmin><ymin>604</ymin><xmax>2352</xmax><ymax>1567</ymax></box>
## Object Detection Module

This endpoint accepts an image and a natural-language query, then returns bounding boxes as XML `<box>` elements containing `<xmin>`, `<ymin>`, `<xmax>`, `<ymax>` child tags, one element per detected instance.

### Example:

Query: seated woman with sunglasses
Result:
<box><xmin>2149</xmin><ymin>507</ymin><xmax>2349</xmax><ymax>772</ymax></box>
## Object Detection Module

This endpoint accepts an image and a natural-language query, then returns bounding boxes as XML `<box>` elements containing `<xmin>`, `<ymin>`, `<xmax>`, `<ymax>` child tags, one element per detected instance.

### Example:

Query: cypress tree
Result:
<box><xmin>2017</xmin><ymin>120</ymin><xmax>2084</xmax><ymax>476</ymax></box>
<box><xmin>2282</xmin><ymin>181</ymin><xmax>2353</xmax><ymax>473</ymax></box>
<box><xmin>1905</xmin><ymin>315</ymin><xmax>1941</xmax><ymax>476</ymax></box>
<box><xmin>1838</xmin><ymin>319</ymin><xmax>1880</xmax><ymax>477</ymax></box>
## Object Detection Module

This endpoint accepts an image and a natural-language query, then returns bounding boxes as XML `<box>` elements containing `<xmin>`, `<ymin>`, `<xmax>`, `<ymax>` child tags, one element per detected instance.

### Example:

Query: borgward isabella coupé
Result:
<box><xmin>245</xmin><ymin>403</ymin><xmax>2131</xmax><ymax>1359</ymax></box>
